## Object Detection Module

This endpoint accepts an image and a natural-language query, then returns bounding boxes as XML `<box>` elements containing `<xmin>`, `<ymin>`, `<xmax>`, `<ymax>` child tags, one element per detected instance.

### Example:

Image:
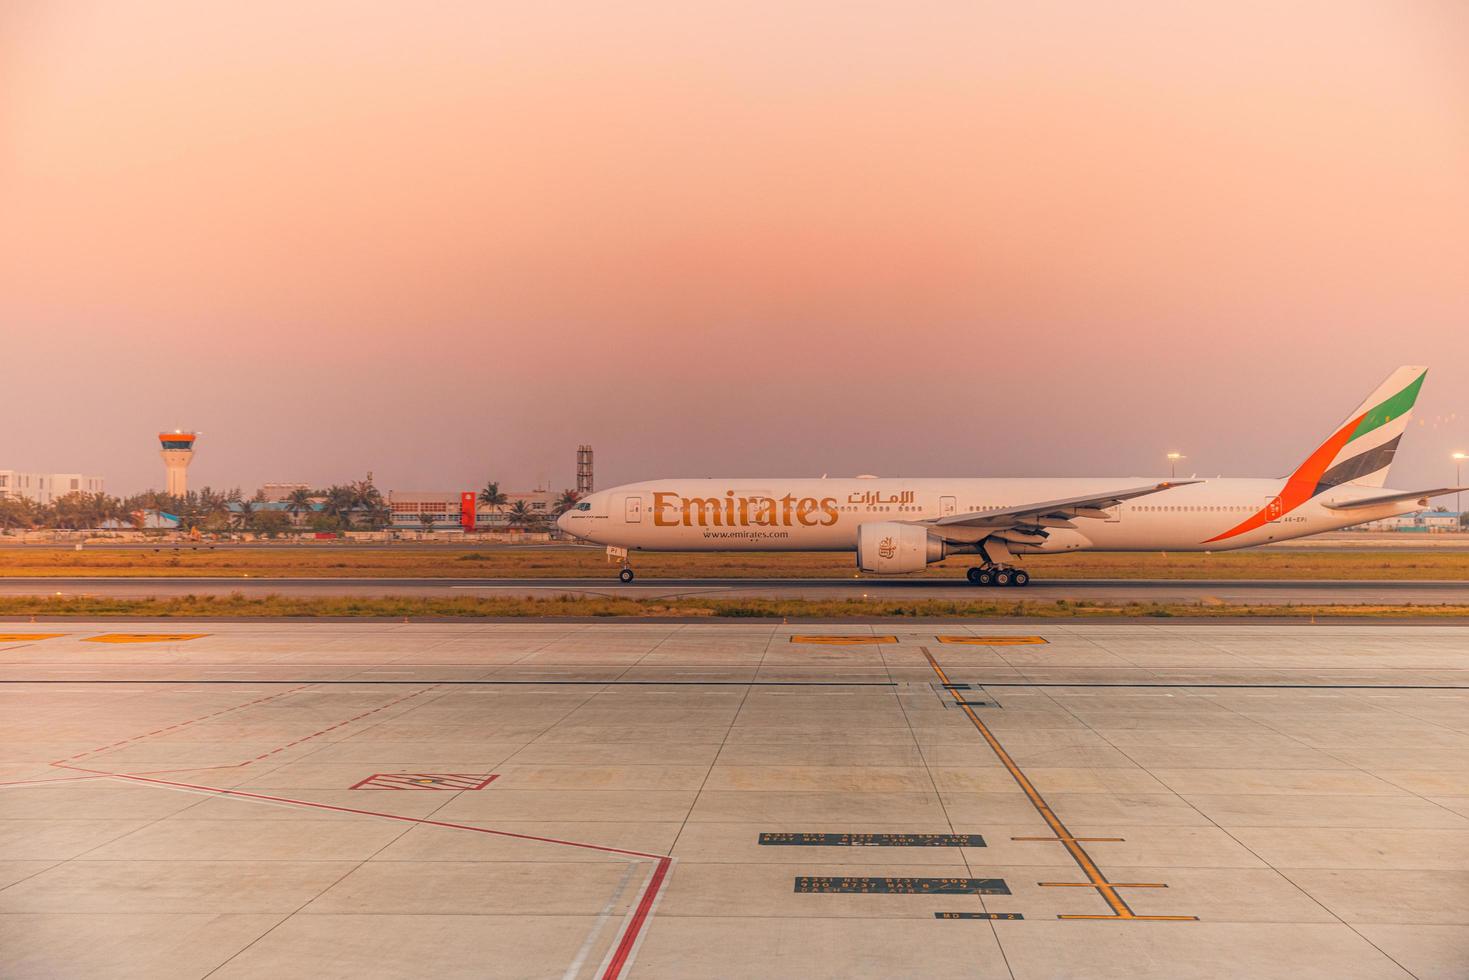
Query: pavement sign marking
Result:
<box><xmin>0</xmin><ymin>634</ymin><xmax>64</xmax><ymax>641</ymax></box>
<box><xmin>937</xmin><ymin>636</ymin><xmax>1047</xmax><ymax>645</ymax></box>
<box><xmin>761</xmin><ymin>832</ymin><xmax>986</xmax><ymax>847</ymax></box>
<box><xmin>350</xmin><ymin>772</ymin><xmax>499</xmax><ymax>791</ymax></box>
<box><xmin>936</xmin><ymin>912</ymin><xmax>1024</xmax><ymax>920</ymax></box>
<box><xmin>795</xmin><ymin>877</ymin><xmax>1009</xmax><ymax>895</ymax></box>
<box><xmin>84</xmin><ymin>633</ymin><xmax>208</xmax><ymax>644</ymax></box>
<box><xmin>790</xmin><ymin>635</ymin><xmax>897</xmax><ymax>645</ymax></box>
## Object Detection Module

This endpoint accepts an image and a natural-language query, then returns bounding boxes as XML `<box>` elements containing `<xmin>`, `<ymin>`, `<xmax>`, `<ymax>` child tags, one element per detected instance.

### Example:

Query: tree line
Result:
<box><xmin>0</xmin><ymin>476</ymin><xmax>583</xmax><ymax>534</ymax></box>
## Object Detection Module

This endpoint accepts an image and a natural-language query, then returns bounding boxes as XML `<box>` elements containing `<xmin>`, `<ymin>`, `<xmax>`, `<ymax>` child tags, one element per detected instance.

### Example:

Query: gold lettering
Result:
<box><xmin>753</xmin><ymin>497</ymin><xmax>777</xmax><ymax>526</ymax></box>
<box><xmin>780</xmin><ymin>494</ymin><xmax>797</xmax><ymax>526</ymax></box>
<box><xmin>683</xmin><ymin>497</ymin><xmax>723</xmax><ymax>527</ymax></box>
<box><xmin>653</xmin><ymin>492</ymin><xmax>681</xmax><ymax>527</ymax></box>
<box><xmin>724</xmin><ymin>490</ymin><xmax>736</xmax><ymax>525</ymax></box>
<box><xmin>796</xmin><ymin>497</ymin><xmax>819</xmax><ymax>526</ymax></box>
<box><xmin>819</xmin><ymin>497</ymin><xmax>839</xmax><ymax>526</ymax></box>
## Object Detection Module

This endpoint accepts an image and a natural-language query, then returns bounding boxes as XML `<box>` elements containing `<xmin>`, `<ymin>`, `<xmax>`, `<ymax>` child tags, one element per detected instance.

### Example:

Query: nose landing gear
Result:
<box><xmin>607</xmin><ymin>546</ymin><xmax>635</xmax><ymax>583</ymax></box>
<box><xmin>967</xmin><ymin>565</ymin><xmax>1030</xmax><ymax>587</ymax></box>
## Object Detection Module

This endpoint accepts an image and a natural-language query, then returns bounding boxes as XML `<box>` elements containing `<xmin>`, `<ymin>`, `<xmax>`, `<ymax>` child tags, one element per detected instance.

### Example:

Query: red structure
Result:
<box><xmin>460</xmin><ymin>492</ymin><xmax>476</xmax><ymax>530</ymax></box>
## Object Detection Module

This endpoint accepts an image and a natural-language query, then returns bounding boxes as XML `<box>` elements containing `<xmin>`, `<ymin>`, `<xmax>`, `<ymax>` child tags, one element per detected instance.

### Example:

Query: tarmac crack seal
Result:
<box><xmin>921</xmin><ymin>646</ymin><xmax>1197</xmax><ymax>922</ymax></box>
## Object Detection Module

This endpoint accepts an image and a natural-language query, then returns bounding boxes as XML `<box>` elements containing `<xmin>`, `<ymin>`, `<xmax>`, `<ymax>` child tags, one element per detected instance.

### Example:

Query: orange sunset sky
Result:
<box><xmin>2</xmin><ymin>1</ymin><xmax>1467</xmax><ymax>494</ymax></box>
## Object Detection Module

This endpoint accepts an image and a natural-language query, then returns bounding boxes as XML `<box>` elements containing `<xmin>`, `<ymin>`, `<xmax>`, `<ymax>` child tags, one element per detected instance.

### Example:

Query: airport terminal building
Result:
<box><xmin>0</xmin><ymin>470</ymin><xmax>105</xmax><ymax>504</ymax></box>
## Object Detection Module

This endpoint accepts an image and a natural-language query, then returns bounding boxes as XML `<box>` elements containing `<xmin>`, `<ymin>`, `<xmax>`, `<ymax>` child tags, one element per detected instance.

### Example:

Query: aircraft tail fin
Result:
<box><xmin>1298</xmin><ymin>366</ymin><xmax>1427</xmax><ymax>491</ymax></box>
<box><xmin>1204</xmin><ymin>367</ymin><xmax>1427</xmax><ymax>544</ymax></box>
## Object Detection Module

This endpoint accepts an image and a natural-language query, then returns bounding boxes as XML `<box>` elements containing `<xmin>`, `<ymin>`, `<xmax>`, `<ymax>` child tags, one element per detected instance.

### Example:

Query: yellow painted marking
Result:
<box><xmin>84</xmin><ymin>633</ymin><xmax>208</xmax><ymax>644</ymax></box>
<box><xmin>1040</xmin><ymin>882</ymin><xmax>1168</xmax><ymax>888</ymax></box>
<box><xmin>0</xmin><ymin>633</ymin><xmax>65</xmax><ymax>641</ymax></box>
<box><xmin>921</xmin><ymin>647</ymin><xmax>1196</xmax><ymax>923</ymax></box>
<box><xmin>937</xmin><ymin>636</ymin><xmax>1047</xmax><ymax>645</ymax></box>
<box><xmin>1059</xmin><ymin>915</ymin><xmax>1199</xmax><ymax>921</ymax></box>
<box><xmin>789</xmin><ymin>635</ymin><xmax>897</xmax><ymax>645</ymax></box>
<box><xmin>1013</xmin><ymin>836</ymin><xmax>1125</xmax><ymax>843</ymax></box>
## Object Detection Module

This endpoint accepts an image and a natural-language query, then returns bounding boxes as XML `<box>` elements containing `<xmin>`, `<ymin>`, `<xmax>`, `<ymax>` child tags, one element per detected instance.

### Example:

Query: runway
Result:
<box><xmin>0</xmin><ymin>621</ymin><xmax>1464</xmax><ymax>979</ymax></box>
<box><xmin>4</xmin><ymin>575</ymin><xmax>1469</xmax><ymax>605</ymax></box>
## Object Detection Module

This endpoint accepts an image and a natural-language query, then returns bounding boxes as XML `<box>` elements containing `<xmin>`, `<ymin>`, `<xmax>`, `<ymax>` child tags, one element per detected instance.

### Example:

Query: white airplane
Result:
<box><xmin>558</xmin><ymin>367</ymin><xmax>1462</xmax><ymax>585</ymax></box>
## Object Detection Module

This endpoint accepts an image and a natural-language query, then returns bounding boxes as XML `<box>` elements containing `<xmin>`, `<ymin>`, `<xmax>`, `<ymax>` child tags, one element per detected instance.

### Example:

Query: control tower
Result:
<box><xmin>158</xmin><ymin>431</ymin><xmax>197</xmax><ymax>496</ymax></box>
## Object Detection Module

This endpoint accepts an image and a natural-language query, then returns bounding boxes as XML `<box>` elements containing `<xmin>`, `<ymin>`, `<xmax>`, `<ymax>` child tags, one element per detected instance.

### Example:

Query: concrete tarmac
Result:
<box><xmin>4</xmin><ymin>575</ymin><xmax>1469</xmax><ymax>605</ymax></box>
<box><xmin>0</xmin><ymin>621</ymin><xmax>1466</xmax><ymax>978</ymax></box>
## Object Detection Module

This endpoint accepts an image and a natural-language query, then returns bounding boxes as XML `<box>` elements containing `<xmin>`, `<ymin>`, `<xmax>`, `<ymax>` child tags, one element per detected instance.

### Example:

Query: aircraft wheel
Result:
<box><xmin>966</xmin><ymin>567</ymin><xmax>984</xmax><ymax>584</ymax></box>
<box><xmin>618</xmin><ymin>568</ymin><xmax>635</xmax><ymax>583</ymax></box>
<box><xmin>993</xmin><ymin>569</ymin><xmax>1013</xmax><ymax>586</ymax></box>
<box><xmin>1011</xmin><ymin>570</ymin><xmax>1030</xmax><ymax>587</ymax></box>
<box><xmin>975</xmin><ymin>568</ymin><xmax>995</xmax><ymax>587</ymax></box>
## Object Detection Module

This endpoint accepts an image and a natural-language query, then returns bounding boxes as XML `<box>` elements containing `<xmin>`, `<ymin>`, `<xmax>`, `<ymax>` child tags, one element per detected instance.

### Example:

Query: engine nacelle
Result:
<box><xmin>857</xmin><ymin>522</ymin><xmax>948</xmax><ymax>574</ymax></box>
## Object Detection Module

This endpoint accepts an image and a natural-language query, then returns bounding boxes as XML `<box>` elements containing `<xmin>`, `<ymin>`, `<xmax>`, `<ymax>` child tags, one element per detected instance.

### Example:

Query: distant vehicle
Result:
<box><xmin>559</xmin><ymin>367</ymin><xmax>1462</xmax><ymax>585</ymax></box>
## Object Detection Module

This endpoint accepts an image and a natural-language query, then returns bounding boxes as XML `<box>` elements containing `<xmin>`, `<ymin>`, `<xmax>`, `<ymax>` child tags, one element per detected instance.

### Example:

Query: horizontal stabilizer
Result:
<box><xmin>1323</xmin><ymin>487</ymin><xmax>1467</xmax><ymax>511</ymax></box>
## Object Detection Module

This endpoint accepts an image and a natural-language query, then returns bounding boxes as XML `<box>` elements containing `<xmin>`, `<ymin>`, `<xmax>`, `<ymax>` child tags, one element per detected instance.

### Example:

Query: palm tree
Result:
<box><xmin>506</xmin><ymin>499</ymin><xmax>535</xmax><ymax>530</ymax></box>
<box><xmin>234</xmin><ymin>498</ymin><xmax>256</xmax><ymax>530</ymax></box>
<box><xmin>554</xmin><ymin>489</ymin><xmax>580</xmax><ymax>516</ymax></box>
<box><xmin>325</xmin><ymin>485</ymin><xmax>357</xmax><ymax>530</ymax></box>
<box><xmin>478</xmin><ymin>481</ymin><xmax>507</xmax><ymax>524</ymax></box>
<box><xmin>418</xmin><ymin>511</ymin><xmax>437</xmax><ymax>533</ymax></box>
<box><xmin>286</xmin><ymin>488</ymin><xmax>316</xmax><ymax>527</ymax></box>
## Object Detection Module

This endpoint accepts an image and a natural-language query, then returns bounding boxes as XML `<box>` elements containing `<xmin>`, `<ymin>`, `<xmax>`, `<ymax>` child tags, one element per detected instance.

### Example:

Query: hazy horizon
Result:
<box><xmin>3</xmin><ymin>2</ymin><xmax>1466</xmax><ymax>497</ymax></box>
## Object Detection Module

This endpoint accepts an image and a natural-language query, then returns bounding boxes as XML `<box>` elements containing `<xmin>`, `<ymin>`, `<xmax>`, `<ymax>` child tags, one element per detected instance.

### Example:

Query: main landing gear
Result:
<box><xmin>967</xmin><ymin>565</ymin><xmax>1030</xmax><ymax>587</ymax></box>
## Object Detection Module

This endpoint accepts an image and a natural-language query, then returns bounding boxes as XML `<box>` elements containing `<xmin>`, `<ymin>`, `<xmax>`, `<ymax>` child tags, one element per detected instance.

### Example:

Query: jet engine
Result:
<box><xmin>856</xmin><ymin>522</ymin><xmax>948</xmax><ymax>574</ymax></box>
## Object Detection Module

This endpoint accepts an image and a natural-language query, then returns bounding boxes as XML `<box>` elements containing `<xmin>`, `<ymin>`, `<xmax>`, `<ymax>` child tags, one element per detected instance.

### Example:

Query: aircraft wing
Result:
<box><xmin>924</xmin><ymin>481</ymin><xmax>1200</xmax><ymax>541</ymax></box>
<box><xmin>1322</xmin><ymin>487</ymin><xmax>1467</xmax><ymax>511</ymax></box>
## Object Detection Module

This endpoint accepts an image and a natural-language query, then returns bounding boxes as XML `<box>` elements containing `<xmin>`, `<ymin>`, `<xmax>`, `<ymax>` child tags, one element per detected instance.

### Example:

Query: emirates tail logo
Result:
<box><xmin>878</xmin><ymin>536</ymin><xmax>897</xmax><ymax>560</ymax></box>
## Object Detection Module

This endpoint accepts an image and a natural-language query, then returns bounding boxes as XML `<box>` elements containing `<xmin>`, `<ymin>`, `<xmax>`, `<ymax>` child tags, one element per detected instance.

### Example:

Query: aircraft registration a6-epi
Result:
<box><xmin>558</xmin><ymin>367</ymin><xmax>1463</xmax><ymax>586</ymax></box>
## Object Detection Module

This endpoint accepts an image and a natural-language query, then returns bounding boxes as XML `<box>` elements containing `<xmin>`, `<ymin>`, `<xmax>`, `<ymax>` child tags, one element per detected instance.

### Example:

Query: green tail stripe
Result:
<box><xmin>1349</xmin><ymin>372</ymin><xmax>1425</xmax><ymax>441</ymax></box>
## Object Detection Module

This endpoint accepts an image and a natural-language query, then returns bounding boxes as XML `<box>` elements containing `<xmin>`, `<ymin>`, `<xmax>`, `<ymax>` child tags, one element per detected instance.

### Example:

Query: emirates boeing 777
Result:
<box><xmin>557</xmin><ymin>367</ymin><xmax>1462</xmax><ymax>585</ymax></box>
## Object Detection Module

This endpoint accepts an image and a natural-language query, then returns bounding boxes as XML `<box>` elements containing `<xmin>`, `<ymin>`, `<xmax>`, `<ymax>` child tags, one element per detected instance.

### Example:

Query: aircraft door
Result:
<box><xmin>624</xmin><ymin>495</ymin><xmax>643</xmax><ymax>523</ymax></box>
<box><xmin>1105</xmin><ymin>504</ymin><xmax>1121</xmax><ymax>522</ymax></box>
<box><xmin>1263</xmin><ymin>496</ymin><xmax>1283</xmax><ymax>523</ymax></box>
<box><xmin>939</xmin><ymin>496</ymin><xmax>956</xmax><ymax>518</ymax></box>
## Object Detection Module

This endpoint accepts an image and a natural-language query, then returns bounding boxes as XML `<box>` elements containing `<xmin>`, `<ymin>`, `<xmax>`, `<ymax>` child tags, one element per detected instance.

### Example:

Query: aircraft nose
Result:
<box><xmin>555</xmin><ymin>510</ymin><xmax>574</xmax><ymax>537</ymax></box>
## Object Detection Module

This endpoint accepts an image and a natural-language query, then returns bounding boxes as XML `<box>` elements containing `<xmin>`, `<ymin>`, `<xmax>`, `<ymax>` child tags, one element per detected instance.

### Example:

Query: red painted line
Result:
<box><xmin>0</xmin><ymin>773</ymin><xmax>107</xmax><ymax>788</ymax></box>
<box><xmin>245</xmin><ymin>687</ymin><xmax>436</xmax><ymax>764</ymax></box>
<box><xmin>56</xmin><ymin>685</ymin><xmax>434</xmax><ymax>779</ymax></box>
<box><xmin>93</xmin><ymin>773</ymin><xmax>666</xmax><ymax>859</ymax></box>
<box><xmin>60</xmin><ymin>685</ymin><xmax>312</xmax><ymax>764</ymax></box>
<box><xmin>601</xmin><ymin>856</ymin><xmax>672</xmax><ymax>980</ymax></box>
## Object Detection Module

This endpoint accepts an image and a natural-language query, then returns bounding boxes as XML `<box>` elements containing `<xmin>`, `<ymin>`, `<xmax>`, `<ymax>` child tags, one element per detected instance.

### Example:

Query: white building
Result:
<box><xmin>0</xmin><ymin>470</ymin><xmax>105</xmax><ymax>505</ymax></box>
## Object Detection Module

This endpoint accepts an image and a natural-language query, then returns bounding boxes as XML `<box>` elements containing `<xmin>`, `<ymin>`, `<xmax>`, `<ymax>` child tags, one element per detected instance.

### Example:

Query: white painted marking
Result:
<box><xmin>563</xmin><ymin>861</ymin><xmax>638</xmax><ymax>980</ymax></box>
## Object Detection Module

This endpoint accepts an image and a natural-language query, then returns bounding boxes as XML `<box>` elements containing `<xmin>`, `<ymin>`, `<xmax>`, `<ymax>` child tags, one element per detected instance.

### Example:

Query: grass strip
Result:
<box><xmin>3</xmin><ymin>594</ymin><xmax>1469</xmax><ymax>619</ymax></box>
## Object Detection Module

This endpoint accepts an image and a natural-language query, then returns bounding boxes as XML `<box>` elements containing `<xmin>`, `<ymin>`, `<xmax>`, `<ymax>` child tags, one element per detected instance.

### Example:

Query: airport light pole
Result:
<box><xmin>1455</xmin><ymin>452</ymin><xmax>1467</xmax><ymax>520</ymax></box>
<box><xmin>1166</xmin><ymin>452</ymin><xmax>1185</xmax><ymax>479</ymax></box>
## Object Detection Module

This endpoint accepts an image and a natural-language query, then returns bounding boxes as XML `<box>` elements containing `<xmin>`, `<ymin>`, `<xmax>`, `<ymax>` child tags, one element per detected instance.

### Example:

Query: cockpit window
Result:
<box><xmin>574</xmin><ymin>502</ymin><xmax>591</xmax><ymax>511</ymax></box>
